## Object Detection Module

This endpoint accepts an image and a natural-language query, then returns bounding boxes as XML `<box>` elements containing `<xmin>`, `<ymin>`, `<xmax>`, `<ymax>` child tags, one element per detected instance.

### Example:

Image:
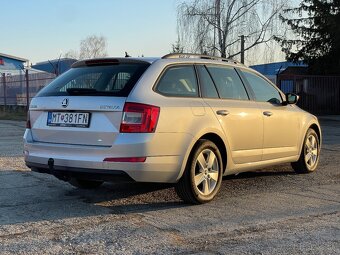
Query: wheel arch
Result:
<box><xmin>297</xmin><ymin>119</ymin><xmax>322</xmax><ymax>157</ymax></box>
<box><xmin>199</xmin><ymin>133</ymin><xmax>227</xmax><ymax>174</ymax></box>
<box><xmin>175</xmin><ymin>131</ymin><xmax>229</xmax><ymax>182</ymax></box>
<box><xmin>309</xmin><ymin>123</ymin><xmax>321</xmax><ymax>142</ymax></box>
<box><xmin>292</xmin><ymin>121</ymin><xmax>321</xmax><ymax>173</ymax></box>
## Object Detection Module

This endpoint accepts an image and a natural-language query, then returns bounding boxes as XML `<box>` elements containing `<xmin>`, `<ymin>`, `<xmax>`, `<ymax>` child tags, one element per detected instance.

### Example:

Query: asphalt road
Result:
<box><xmin>0</xmin><ymin>118</ymin><xmax>339</xmax><ymax>254</ymax></box>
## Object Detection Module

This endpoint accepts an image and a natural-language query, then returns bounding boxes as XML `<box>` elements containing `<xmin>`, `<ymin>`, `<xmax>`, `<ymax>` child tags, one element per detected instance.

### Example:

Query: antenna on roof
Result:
<box><xmin>125</xmin><ymin>52</ymin><xmax>131</xmax><ymax>58</ymax></box>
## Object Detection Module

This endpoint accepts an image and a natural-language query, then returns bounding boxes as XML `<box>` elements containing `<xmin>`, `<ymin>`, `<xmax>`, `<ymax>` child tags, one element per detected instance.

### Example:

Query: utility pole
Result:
<box><xmin>215</xmin><ymin>0</ymin><xmax>221</xmax><ymax>57</ymax></box>
<box><xmin>25</xmin><ymin>69</ymin><xmax>29</xmax><ymax>111</ymax></box>
<box><xmin>240</xmin><ymin>35</ymin><xmax>245</xmax><ymax>64</ymax></box>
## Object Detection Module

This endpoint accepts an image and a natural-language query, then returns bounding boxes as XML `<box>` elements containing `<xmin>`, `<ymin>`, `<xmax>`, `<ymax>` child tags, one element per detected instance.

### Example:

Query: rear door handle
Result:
<box><xmin>216</xmin><ymin>110</ymin><xmax>230</xmax><ymax>116</ymax></box>
<box><xmin>263</xmin><ymin>111</ymin><xmax>273</xmax><ymax>117</ymax></box>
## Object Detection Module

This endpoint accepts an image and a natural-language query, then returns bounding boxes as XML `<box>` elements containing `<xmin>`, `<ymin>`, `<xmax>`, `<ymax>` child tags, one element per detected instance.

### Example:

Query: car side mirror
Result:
<box><xmin>285</xmin><ymin>93</ymin><xmax>299</xmax><ymax>105</ymax></box>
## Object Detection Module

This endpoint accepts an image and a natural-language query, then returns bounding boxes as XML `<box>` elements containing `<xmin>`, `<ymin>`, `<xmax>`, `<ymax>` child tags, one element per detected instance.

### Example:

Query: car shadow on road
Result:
<box><xmin>0</xmin><ymin>166</ymin><xmax>298</xmax><ymax>225</ymax></box>
<box><xmin>224</xmin><ymin>169</ymin><xmax>296</xmax><ymax>180</ymax></box>
<box><xmin>69</xmin><ymin>165</ymin><xmax>297</xmax><ymax>214</ymax></box>
<box><xmin>0</xmin><ymin>170</ymin><xmax>186</xmax><ymax>226</ymax></box>
<box><xmin>66</xmin><ymin>181</ymin><xmax>185</xmax><ymax>214</ymax></box>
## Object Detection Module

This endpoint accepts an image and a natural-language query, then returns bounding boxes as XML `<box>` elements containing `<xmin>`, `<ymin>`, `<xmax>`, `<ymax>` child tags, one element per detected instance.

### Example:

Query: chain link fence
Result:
<box><xmin>0</xmin><ymin>70</ymin><xmax>56</xmax><ymax>110</ymax></box>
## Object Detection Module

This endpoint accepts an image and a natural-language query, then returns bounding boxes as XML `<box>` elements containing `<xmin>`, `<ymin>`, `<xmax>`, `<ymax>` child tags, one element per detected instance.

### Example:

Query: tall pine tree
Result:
<box><xmin>276</xmin><ymin>0</ymin><xmax>340</xmax><ymax>75</ymax></box>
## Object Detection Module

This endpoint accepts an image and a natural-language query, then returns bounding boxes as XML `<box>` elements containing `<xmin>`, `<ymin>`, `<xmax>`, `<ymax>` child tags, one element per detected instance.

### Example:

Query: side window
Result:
<box><xmin>242</xmin><ymin>70</ymin><xmax>282</xmax><ymax>104</ymax></box>
<box><xmin>156</xmin><ymin>65</ymin><xmax>198</xmax><ymax>97</ymax></box>
<box><xmin>207</xmin><ymin>66</ymin><xmax>249</xmax><ymax>100</ymax></box>
<box><xmin>197</xmin><ymin>65</ymin><xmax>219</xmax><ymax>98</ymax></box>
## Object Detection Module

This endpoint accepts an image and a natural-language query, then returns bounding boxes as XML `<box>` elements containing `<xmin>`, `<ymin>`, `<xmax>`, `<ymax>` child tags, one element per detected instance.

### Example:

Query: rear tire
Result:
<box><xmin>291</xmin><ymin>128</ymin><xmax>320</xmax><ymax>173</ymax></box>
<box><xmin>175</xmin><ymin>139</ymin><xmax>223</xmax><ymax>204</ymax></box>
<box><xmin>68</xmin><ymin>178</ymin><xmax>103</xmax><ymax>189</ymax></box>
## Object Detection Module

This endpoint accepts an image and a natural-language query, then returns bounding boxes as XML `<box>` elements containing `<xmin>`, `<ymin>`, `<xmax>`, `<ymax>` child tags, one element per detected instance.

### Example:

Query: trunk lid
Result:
<box><xmin>29</xmin><ymin>96</ymin><xmax>125</xmax><ymax>146</ymax></box>
<box><xmin>28</xmin><ymin>59</ymin><xmax>151</xmax><ymax>147</ymax></box>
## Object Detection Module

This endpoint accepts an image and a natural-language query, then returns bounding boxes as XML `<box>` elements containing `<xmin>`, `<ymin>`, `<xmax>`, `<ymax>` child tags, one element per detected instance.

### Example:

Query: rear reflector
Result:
<box><xmin>103</xmin><ymin>157</ymin><xmax>146</xmax><ymax>163</ymax></box>
<box><xmin>120</xmin><ymin>102</ymin><xmax>160</xmax><ymax>133</ymax></box>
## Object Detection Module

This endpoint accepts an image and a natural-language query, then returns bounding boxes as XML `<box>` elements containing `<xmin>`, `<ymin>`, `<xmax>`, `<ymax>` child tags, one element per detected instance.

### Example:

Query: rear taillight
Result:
<box><xmin>120</xmin><ymin>102</ymin><xmax>160</xmax><ymax>133</ymax></box>
<box><xmin>26</xmin><ymin>111</ymin><xmax>31</xmax><ymax>129</ymax></box>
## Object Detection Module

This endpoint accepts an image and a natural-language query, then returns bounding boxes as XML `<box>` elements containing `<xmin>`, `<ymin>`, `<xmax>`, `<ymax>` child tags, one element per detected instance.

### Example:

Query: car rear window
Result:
<box><xmin>36</xmin><ymin>63</ymin><xmax>150</xmax><ymax>97</ymax></box>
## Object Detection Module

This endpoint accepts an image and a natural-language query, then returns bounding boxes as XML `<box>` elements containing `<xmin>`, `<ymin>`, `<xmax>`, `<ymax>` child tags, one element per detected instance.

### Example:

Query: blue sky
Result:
<box><xmin>1</xmin><ymin>0</ymin><xmax>179</xmax><ymax>64</ymax></box>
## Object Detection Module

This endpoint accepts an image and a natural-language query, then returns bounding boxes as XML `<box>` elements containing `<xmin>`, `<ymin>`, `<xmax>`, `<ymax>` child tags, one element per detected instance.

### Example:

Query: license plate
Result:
<box><xmin>47</xmin><ymin>112</ymin><xmax>90</xmax><ymax>128</ymax></box>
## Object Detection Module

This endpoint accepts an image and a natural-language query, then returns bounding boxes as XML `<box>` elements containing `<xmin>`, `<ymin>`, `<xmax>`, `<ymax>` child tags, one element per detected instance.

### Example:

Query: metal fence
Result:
<box><xmin>277</xmin><ymin>74</ymin><xmax>340</xmax><ymax>115</ymax></box>
<box><xmin>0</xmin><ymin>70</ymin><xmax>56</xmax><ymax>108</ymax></box>
<box><xmin>1</xmin><ymin>69</ymin><xmax>340</xmax><ymax>115</ymax></box>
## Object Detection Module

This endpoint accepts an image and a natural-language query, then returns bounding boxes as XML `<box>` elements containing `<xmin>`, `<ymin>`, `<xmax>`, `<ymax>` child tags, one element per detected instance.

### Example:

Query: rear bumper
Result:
<box><xmin>24</xmin><ymin>129</ymin><xmax>192</xmax><ymax>183</ymax></box>
<box><xmin>25</xmin><ymin>154</ymin><xmax>182</xmax><ymax>183</ymax></box>
<box><xmin>27</xmin><ymin>162</ymin><xmax>134</xmax><ymax>182</ymax></box>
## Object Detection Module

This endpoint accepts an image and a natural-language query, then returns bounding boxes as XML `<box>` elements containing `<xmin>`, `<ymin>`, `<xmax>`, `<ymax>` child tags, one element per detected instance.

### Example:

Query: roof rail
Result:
<box><xmin>161</xmin><ymin>53</ymin><xmax>243</xmax><ymax>65</ymax></box>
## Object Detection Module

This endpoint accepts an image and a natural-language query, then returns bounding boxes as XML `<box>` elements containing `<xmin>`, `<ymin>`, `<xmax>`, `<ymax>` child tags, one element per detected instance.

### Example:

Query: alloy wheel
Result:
<box><xmin>304</xmin><ymin>134</ymin><xmax>318</xmax><ymax>168</ymax></box>
<box><xmin>194</xmin><ymin>149</ymin><xmax>220</xmax><ymax>196</ymax></box>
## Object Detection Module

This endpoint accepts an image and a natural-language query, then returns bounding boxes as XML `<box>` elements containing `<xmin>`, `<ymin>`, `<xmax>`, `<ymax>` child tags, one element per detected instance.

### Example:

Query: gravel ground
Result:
<box><xmin>0</xmin><ymin>118</ymin><xmax>339</xmax><ymax>254</ymax></box>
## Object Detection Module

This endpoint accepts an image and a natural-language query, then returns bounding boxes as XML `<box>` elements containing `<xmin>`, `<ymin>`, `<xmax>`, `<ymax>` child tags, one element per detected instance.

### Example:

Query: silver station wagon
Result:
<box><xmin>24</xmin><ymin>54</ymin><xmax>321</xmax><ymax>204</ymax></box>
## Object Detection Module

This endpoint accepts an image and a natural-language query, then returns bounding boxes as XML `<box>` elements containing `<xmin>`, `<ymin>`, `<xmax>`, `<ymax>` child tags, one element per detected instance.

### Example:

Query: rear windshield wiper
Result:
<box><xmin>66</xmin><ymin>88</ymin><xmax>99</xmax><ymax>95</ymax></box>
<box><xmin>66</xmin><ymin>88</ymin><xmax>118</xmax><ymax>96</ymax></box>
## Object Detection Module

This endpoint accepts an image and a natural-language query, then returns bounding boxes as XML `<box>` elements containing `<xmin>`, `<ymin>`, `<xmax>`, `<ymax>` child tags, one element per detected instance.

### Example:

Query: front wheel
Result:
<box><xmin>175</xmin><ymin>140</ymin><xmax>223</xmax><ymax>204</ymax></box>
<box><xmin>291</xmin><ymin>128</ymin><xmax>320</xmax><ymax>173</ymax></box>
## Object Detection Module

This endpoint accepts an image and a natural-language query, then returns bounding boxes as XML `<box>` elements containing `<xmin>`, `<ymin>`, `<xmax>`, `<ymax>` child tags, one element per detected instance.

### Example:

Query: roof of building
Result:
<box><xmin>279</xmin><ymin>66</ymin><xmax>309</xmax><ymax>76</ymax></box>
<box><xmin>250</xmin><ymin>61</ymin><xmax>307</xmax><ymax>76</ymax></box>
<box><xmin>32</xmin><ymin>58</ymin><xmax>78</xmax><ymax>75</ymax></box>
<box><xmin>0</xmin><ymin>53</ymin><xmax>28</xmax><ymax>62</ymax></box>
<box><xmin>34</xmin><ymin>58</ymin><xmax>77</xmax><ymax>65</ymax></box>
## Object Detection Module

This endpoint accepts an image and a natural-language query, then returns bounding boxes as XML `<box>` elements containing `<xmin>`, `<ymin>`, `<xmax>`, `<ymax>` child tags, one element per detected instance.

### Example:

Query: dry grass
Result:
<box><xmin>0</xmin><ymin>110</ymin><xmax>26</xmax><ymax>121</ymax></box>
<box><xmin>0</xmin><ymin>156</ymin><xmax>29</xmax><ymax>171</ymax></box>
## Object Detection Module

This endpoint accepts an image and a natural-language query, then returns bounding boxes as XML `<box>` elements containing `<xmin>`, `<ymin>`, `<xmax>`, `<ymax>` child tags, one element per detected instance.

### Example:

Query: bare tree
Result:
<box><xmin>177</xmin><ymin>0</ymin><xmax>289</xmax><ymax>61</ymax></box>
<box><xmin>64</xmin><ymin>49</ymin><xmax>78</xmax><ymax>59</ymax></box>
<box><xmin>79</xmin><ymin>35</ymin><xmax>107</xmax><ymax>59</ymax></box>
<box><xmin>171</xmin><ymin>38</ymin><xmax>185</xmax><ymax>53</ymax></box>
<box><xmin>65</xmin><ymin>35</ymin><xmax>108</xmax><ymax>60</ymax></box>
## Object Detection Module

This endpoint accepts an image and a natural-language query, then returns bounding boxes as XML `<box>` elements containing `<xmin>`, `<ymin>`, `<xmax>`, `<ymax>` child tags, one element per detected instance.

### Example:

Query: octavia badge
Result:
<box><xmin>61</xmin><ymin>98</ymin><xmax>69</xmax><ymax>108</ymax></box>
